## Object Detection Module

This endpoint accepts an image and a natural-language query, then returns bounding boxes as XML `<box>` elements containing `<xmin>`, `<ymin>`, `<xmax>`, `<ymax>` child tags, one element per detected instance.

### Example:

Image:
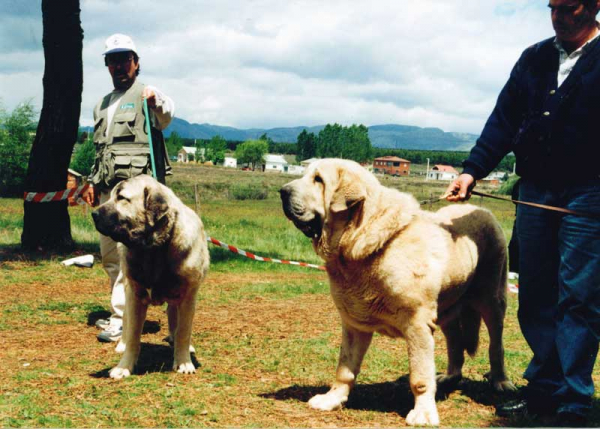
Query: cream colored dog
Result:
<box><xmin>92</xmin><ymin>175</ymin><xmax>209</xmax><ymax>380</ymax></box>
<box><xmin>280</xmin><ymin>159</ymin><xmax>515</xmax><ymax>426</ymax></box>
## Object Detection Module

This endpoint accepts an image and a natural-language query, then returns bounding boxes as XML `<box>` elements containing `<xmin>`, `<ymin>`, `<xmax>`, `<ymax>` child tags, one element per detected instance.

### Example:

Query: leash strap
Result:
<box><xmin>470</xmin><ymin>190</ymin><xmax>600</xmax><ymax>219</ymax></box>
<box><xmin>143</xmin><ymin>97</ymin><xmax>158</xmax><ymax>179</ymax></box>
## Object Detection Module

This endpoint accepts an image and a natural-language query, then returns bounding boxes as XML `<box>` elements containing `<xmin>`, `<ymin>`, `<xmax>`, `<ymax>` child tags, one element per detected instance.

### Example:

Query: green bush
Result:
<box><xmin>229</xmin><ymin>184</ymin><xmax>268</xmax><ymax>200</ymax></box>
<box><xmin>0</xmin><ymin>101</ymin><xmax>36</xmax><ymax>197</ymax></box>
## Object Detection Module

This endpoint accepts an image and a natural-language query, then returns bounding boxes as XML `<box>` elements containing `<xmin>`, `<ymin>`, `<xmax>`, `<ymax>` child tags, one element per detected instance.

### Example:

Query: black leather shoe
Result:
<box><xmin>555</xmin><ymin>411</ymin><xmax>587</xmax><ymax>427</ymax></box>
<box><xmin>496</xmin><ymin>398</ymin><xmax>557</xmax><ymax>418</ymax></box>
<box><xmin>496</xmin><ymin>399</ymin><xmax>528</xmax><ymax>417</ymax></box>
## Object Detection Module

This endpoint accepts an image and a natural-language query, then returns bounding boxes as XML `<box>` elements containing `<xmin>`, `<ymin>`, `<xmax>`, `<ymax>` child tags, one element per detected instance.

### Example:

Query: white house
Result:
<box><xmin>287</xmin><ymin>165</ymin><xmax>306</xmax><ymax>175</ymax></box>
<box><xmin>300</xmin><ymin>157</ymin><xmax>319</xmax><ymax>167</ymax></box>
<box><xmin>177</xmin><ymin>146</ymin><xmax>201</xmax><ymax>163</ymax></box>
<box><xmin>263</xmin><ymin>154</ymin><xmax>288</xmax><ymax>173</ymax></box>
<box><xmin>427</xmin><ymin>165</ymin><xmax>459</xmax><ymax>181</ymax></box>
<box><xmin>224</xmin><ymin>156</ymin><xmax>237</xmax><ymax>168</ymax></box>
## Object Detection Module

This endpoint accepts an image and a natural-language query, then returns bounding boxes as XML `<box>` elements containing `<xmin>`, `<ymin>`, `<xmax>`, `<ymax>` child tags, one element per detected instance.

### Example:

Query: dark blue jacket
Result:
<box><xmin>463</xmin><ymin>36</ymin><xmax>600</xmax><ymax>184</ymax></box>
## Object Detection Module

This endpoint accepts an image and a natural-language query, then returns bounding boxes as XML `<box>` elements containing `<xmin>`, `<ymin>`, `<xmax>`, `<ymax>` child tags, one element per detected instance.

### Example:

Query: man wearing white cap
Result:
<box><xmin>84</xmin><ymin>33</ymin><xmax>175</xmax><ymax>343</ymax></box>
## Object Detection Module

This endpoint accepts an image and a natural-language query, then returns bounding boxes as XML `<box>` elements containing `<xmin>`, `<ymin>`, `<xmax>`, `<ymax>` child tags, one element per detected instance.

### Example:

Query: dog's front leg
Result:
<box><xmin>404</xmin><ymin>316</ymin><xmax>439</xmax><ymax>426</ymax></box>
<box><xmin>309</xmin><ymin>324</ymin><xmax>373</xmax><ymax>411</ymax></box>
<box><xmin>110</xmin><ymin>286</ymin><xmax>147</xmax><ymax>380</ymax></box>
<box><xmin>172</xmin><ymin>292</ymin><xmax>197</xmax><ymax>374</ymax></box>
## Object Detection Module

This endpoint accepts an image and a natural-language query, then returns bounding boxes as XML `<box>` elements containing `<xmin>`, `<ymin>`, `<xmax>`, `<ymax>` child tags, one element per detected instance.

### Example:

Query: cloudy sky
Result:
<box><xmin>1</xmin><ymin>1</ymin><xmax>551</xmax><ymax>134</ymax></box>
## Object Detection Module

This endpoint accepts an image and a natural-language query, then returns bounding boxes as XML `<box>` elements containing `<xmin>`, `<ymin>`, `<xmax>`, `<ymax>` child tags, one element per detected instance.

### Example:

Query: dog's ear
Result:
<box><xmin>330</xmin><ymin>170</ymin><xmax>367</xmax><ymax>214</ymax></box>
<box><xmin>144</xmin><ymin>185</ymin><xmax>169</xmax><ymax>227</ymax></box>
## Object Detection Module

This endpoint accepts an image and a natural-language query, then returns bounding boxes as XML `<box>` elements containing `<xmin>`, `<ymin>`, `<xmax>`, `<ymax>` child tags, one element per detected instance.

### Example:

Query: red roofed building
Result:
<box><xmin>373</xmin><ymin>156</ymin><xmax>411</xmax><ymax>176</ymax></box>
<box><xmin>427</xmin><ymin>165</ymin><xmax>459</xmax><ymax>181</ymax></box>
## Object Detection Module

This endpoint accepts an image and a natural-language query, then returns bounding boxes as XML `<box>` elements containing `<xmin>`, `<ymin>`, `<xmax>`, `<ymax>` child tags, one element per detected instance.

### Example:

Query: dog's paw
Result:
<box><xmin>109</xmin><ymin>367</ymin><xmax>131</xmax><ymax>380</ymax></box>
<box><xmin>406</xmin><ymin>406</ymin><xmax>440</xmax><ymax>426</ymax></box>
<box><xmin>308</xmin><ymin>392</ymin><xmax>346</xmax><ymax>411</ymax></box>
<box><xmin>115</xmin><ymin>340</ymin><xmax>126</xmax><ymax>354</ymax></box>
<box><xmin>175</xmin><ymin>361</ymin><xmax>196</xmax><ymax>374</ymax></box>
<box><xmin>492</xmin><ymin>379</ymin><xmax>517</xmax><ymax>392</ymax></box>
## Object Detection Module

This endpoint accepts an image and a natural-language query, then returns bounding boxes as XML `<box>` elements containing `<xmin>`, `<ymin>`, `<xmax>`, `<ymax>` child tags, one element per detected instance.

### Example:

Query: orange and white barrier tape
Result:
<box><xmin>207</xmin><ymin>236</ymin><xmax>326</xmax><ymax>271</ymax></box>
<box><xmin>24</xmin><ymin>184</ymin><xmax>90</xmax><ymax>205</ymax></box>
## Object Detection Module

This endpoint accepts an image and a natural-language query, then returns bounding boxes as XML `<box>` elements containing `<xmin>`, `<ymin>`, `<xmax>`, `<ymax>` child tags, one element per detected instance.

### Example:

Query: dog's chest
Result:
<box><xmin>329</xmin><ymin>272</ymin><xmax>404</xmax><ymax>338</ymax></box>
<box><xmin>127</xmin><ymin>249</ymin><xmax>186</xmax><ymax>305</ymax></box>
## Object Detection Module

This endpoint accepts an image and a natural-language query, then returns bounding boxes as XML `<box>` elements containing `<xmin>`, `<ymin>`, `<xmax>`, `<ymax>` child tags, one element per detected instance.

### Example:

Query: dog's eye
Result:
<box><xmin>314</xmin><ymin>175</ymin><xmax>323</xmax><ymax>184</ymax></box>
<box><xmin>116</xmin><ymin>194</ymin><xmax>129</xmax><ymax>203</ymax></box>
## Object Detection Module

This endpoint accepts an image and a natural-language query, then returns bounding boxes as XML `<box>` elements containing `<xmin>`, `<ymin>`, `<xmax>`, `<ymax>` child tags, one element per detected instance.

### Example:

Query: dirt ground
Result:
<box><xmin>1</xmin><ymin>267</ymin><xmax>532</xmax><ymax>427</ymax></box>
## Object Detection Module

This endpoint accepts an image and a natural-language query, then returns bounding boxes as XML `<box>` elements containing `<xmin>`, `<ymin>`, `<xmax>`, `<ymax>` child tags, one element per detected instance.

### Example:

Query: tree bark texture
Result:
<box><xmin>21</xmin><ymin>0</ymin><xmax>83</xmax><ymax>250</ymax></box>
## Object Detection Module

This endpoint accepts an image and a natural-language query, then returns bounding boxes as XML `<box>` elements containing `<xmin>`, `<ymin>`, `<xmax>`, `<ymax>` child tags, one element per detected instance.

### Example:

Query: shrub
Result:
<box><xmin>229</xmin><ymin>184</ymin><xmax>268</xmax><ymax>200</ymax></box>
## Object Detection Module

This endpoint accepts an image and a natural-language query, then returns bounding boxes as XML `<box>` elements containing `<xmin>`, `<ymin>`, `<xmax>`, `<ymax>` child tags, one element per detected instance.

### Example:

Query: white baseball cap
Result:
<box><xmin>103</xmin><ymin>33</ymin><xmax>137</xmax><ymax>56</ymax></box>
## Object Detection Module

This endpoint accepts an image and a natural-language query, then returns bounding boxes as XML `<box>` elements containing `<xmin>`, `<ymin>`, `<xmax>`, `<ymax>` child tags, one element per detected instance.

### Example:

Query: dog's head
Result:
<box><xmin>280</xmin><ymin>159</ymin><xmax>374</xmax><ymax>257</ymax></box>
<box><xmin>92</xmin><ymin>175</ymin><xmax>172</xmax><ymax>249</ymax></box>
<box><xmin>280</xmin><ymin>158</ymin><xmax>419</xmax><ymax>261</ymax></box>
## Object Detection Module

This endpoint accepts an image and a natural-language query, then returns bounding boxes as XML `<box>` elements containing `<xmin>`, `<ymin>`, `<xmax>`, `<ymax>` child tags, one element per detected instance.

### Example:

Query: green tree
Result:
<box><xmin>235</xmin><ymin>139</ymin><xmax>268</xmax><ymax>170</ymax></box>
<box><xmin>70</xmin><ymin>133</ymin><xmax>95</xmax><ymax>176</ymax></box>
<box><xmin>207</xmin><ymin>135</ymin><xmax>227</xmax><ymax>165</ymax></box>
<box><xmin>296</xmin><ymin>129</ymin><xmax>316</xmax><ymax>162</ymax></box>
<box><xmin>0</xmin><ymin>101</ymin><xmax>37</xmax><ymax>197</ymax></box>
<box><xmin>165</xmin><ymin>131</ymin><xmax>184</xmax><ymax>160</ymax></box>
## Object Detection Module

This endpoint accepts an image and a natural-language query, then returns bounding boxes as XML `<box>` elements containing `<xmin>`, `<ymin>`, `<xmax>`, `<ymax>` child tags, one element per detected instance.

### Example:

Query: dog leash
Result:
<box><xmin>432</xmin><ymin>189</ymin><xmax>600</xmax><ymax>219</ymax></box>
<box><xmin>143</xmin><ymin>97</ymin><xmax>158</xmax><ymax>179</ymax></box>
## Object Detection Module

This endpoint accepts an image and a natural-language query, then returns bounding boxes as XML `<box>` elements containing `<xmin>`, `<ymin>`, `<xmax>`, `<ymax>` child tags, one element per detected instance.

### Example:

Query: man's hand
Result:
<box><xmin>444</xmin><ymin>173</ymin><xmax>476</xmax><ymax>202</ymax></box>
<box><xmin>142</xmin><ymin>87</ymin><xmax>157</xmax><ymax>109</ymax></box>
<box><xmin>82</xmin><ymin>185</ymin><xmax>97</xmax><ymax>207</ymax></box>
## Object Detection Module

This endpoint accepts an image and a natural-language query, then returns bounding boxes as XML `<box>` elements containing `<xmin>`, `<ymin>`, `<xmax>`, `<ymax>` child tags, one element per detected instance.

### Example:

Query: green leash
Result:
<box><xmin>143</xmin><ymin>97</ymin><xmax>158</xmax><ymax>178</ymax></box>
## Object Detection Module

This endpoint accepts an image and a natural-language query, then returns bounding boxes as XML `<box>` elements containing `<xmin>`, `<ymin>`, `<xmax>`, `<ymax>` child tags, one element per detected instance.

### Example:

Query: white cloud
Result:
<box><xmin>2</xmin><ymin>0</ymin><xmax>551</xmax><ymax>133</ymax></box>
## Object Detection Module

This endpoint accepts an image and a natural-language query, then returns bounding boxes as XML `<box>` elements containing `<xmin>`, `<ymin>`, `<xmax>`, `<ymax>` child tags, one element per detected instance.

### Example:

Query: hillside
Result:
<box><xmin>164</xmin><ymin>117</ymin><xmax>477</xmax><ymax>151</ymax></box>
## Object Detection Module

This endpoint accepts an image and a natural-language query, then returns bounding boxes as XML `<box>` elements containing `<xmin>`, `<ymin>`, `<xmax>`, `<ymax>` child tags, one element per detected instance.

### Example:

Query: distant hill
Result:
<box><xmin>86</xmin><ymin>116</ymin><xmax>477</xmax><ymax>151</ymax></box>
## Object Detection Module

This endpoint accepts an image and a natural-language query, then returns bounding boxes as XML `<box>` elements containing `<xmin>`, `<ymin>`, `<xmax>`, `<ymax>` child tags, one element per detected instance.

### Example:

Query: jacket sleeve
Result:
<box><xmin>145</xmin><ymin>84</ymin><xmax>175</xmax><ymax>130</ymax></box>
<box><xmin>462</xmin><ymin>48</ymin><xmax>531</xmax><ymax>179</ymax></box>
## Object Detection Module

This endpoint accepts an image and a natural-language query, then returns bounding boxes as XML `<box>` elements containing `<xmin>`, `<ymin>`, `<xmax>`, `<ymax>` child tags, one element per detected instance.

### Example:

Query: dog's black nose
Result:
<box><xmin>91</xmin><ymin>210</ymin><xmax>99</xmax><ymax>223</ymax></box>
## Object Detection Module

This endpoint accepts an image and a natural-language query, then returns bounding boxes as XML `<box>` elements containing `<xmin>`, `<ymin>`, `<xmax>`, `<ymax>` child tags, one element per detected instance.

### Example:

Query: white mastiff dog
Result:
<box><xmin>280</xmin><ymin>159</ymin><xmax>515</xmax><ymax>426</ymax></box>
<box><xmin>93</xmin><ymin>175</ymin><xmax>209</xmax><ymax>380</ymax></box>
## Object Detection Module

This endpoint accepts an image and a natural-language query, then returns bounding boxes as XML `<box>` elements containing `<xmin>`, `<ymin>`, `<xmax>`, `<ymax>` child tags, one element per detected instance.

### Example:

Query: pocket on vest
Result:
<box><xmin>103</xmin><ymin>146</ymin><xmax>151</xmax><ymax>187</ymax></box>
<box><xmin>112</xmin><ymin>111</ymin><xmax>137</xmax><ymax>142</ymax></box>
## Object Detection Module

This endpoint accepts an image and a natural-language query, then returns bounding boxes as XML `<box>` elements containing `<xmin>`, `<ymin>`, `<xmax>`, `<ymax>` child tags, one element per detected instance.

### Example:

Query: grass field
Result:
<box><xmin>1</xmin><ymin>163</ymin><xmax>599</xmax><ymax>427</ymax></box>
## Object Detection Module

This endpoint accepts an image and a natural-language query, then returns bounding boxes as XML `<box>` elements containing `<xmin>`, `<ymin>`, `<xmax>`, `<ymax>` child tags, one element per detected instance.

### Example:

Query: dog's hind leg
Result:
<box><xmin>480</xmin><ymin>300</ymin><xmax>516</xmax><ymax>392</ymax></box>
<box><xmin>437</xmin><ymin>315</ymin><xmax>464</xmax><ymax>390</ymax></box>
<box><xmin>308</xmin><ymin>324</ymin><xmax>373</xmax><ymax>412</ymax></box>
<box><xmin>172</xmin><ymin>292</ymin><xmax>197</xmax><ymax>374</ymax></box>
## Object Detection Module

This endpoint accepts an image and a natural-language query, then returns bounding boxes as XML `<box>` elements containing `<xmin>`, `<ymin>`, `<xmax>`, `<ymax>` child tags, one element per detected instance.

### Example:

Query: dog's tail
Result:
<box><xmin>460</xmin><ymin>306</ymin><xmax>481</xmax><ymax>357</ymax></box>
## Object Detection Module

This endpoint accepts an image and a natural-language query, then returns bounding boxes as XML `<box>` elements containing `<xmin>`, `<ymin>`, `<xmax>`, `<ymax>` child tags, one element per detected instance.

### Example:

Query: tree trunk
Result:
<box><xmin>21</xmin><ymin>0</ymin><xmax>83</xmax><ymax>251</ymax></box>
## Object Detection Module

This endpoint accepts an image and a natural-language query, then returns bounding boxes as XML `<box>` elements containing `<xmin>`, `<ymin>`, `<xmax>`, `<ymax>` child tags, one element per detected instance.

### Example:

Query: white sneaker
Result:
<box><xmin>97</xmin><ymin>325</ymin><xmax>122</xmax><ymax>343</ymax></box>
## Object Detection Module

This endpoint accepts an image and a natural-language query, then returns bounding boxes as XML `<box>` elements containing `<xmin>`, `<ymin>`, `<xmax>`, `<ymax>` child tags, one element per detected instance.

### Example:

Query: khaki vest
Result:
<box><xmin>90</xmin><ymin>81</ymin><xmax>171</xmax><ymax>189</ymax></box>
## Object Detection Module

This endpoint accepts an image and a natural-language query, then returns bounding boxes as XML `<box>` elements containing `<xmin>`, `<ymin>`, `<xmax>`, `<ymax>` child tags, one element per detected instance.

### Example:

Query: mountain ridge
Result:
<box><xmin>161</xmin><ymin>117</ymin><xmax>478</xmax><ymax>151</ymax></box>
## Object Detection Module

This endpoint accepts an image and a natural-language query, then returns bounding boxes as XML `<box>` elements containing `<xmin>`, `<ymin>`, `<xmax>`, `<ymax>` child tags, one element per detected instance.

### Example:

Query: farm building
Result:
<box><xmin>427</xmin><ymin>165</ymin><xmax>459</xmax><ymax>181</ymax></box>
<box><xmin>300</xmin><ymin>157</ymin><xmax>320</xmax><ymax>167</ymax></box>
<box><xmin>224</xmin><ymin>156</ymin><xmax>237</xmax><ymax>168</ymax></box>
<box><xmin>263</xmin><ymin>154</ymin><xmax>288</xmax><ymax>173</ymax></box>
<box><xmin>373</xmin><ymin>156</ymin><xmax>411</xmax><ymax>176</ymax></box>
<box><xmin>287</xmin><ymin>165</ymin><xmax>306</xmax><ymax>175</ymax></box>
<box><xmin>67</xmin><ymin>169</ymin><xmax>83</xmax><ymax>206</ymax></box>
<box><xmin>177</xmin><ymin>146</ymin><xmax>200</xmax><ymax>163</ymax></box>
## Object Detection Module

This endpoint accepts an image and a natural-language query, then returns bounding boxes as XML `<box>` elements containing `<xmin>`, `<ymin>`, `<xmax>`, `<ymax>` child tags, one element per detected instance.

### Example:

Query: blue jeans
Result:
<box><xmin>516</xmin><ymin>179</ymin><xmax>600</xmax><ymax>415</ymax></box>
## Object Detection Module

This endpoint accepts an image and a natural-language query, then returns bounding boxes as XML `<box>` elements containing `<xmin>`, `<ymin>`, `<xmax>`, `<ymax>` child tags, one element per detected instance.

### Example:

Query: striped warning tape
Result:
<box><xmin>24</xmin><ymin>184</ymin><xmax>90</xmax><ymax>204</ymax></box>
<box><xmin>207</xmin><ymin>236</ymin><xmax>326</xmax><ymax>271</ymax></box>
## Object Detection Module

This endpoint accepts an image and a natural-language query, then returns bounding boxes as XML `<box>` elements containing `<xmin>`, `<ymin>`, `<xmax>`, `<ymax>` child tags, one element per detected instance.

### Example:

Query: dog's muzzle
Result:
<box><xmin>279</xmin><ymin>186</ymin><xmax>322</xmax><ymax>239</ymax></box>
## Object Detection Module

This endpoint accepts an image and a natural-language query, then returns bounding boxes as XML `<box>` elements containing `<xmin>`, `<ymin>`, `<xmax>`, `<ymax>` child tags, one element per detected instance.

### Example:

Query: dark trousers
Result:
<box><xmin>516</xmin><ymin>179</ymin><xmax>600</xmax><ymax>415</ymax></box>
